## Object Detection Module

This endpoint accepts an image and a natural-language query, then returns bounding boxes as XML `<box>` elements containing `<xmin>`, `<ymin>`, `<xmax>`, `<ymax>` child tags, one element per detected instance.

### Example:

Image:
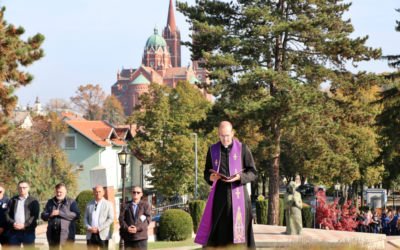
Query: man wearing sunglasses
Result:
<box><xmin>83</xmin><ymin>186</ymin><xmax>114</xmax><ymax>249</ymax></box>
<box><xmin>119</xmin><ymin>187</ymin><xmax>151</xmax><ymax>250</ymax></box>
<box><xmin>4</xmin><ymin>181</ymin><xmax>39</xmax><ymax>247</ymax></box>
<box><xmin>0</xmin><ymin>184</ymin><xmax>10</xmax><ymax>246</ymax></box>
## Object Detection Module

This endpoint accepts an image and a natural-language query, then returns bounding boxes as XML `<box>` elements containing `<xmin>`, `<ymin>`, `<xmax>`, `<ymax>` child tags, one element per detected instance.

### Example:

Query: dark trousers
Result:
<box><xmin>87</xmin><ymin>234</ymin><xmax>108</xmax><ymax>250</ymax></box>
<box><xmin>391</xmin><ymin>225</ymin><xmax>397</xmax><ymax>236</ymax></box>
<box><xmin>125</xmin><ymin>239</ymin><xmax>148</xmax><ymax>250</ymax></box>
<box><xmin>49</xmin><ymin>232</ymin><xmax>61</xmax><ymax>250</ymax></box>
<box><xmin>0</xmin><ymin>234</ymin><xmax>9</xmax><ymax>246</ymax></box>
<box><xmin>9</xmin><ymin>231</ymin><xmax>35</xmax><ymax>246</ymax></box>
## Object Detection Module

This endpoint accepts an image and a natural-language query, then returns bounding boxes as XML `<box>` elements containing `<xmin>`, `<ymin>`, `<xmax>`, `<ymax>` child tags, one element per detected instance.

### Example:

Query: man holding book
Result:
<box><xmin>195</xmin><ymin>121</ymin><xmax>257</xmax><ymax>249</ymax></box>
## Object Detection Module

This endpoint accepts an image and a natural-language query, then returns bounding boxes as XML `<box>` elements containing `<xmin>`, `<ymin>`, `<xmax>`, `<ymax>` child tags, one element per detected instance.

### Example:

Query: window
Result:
<box><xmin>63</xmin><ymin>134</ymin><xmax>77</xmax><ymax>149</ymax></box>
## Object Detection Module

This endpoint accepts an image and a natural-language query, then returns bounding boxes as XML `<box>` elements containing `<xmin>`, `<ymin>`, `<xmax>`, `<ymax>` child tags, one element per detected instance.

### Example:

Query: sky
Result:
<box><xmin>2</xmin><ymin>0</ymin><xmax>399</xmax><ymax>107</ymax></box>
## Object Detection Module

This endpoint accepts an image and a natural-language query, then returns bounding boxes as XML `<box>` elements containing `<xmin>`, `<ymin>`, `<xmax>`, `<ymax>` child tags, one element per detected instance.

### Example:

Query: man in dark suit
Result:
<box><xmin>119</xmin><ymin>187</ymin><xmax>151</xmax><ymax>250</ymax></box>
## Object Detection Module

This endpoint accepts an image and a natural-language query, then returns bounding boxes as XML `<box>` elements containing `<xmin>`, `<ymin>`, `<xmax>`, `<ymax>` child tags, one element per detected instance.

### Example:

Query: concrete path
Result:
<box><xmin>151</xmin><ymin>247</ymin><xmax>199</xmax><ymax>250</ymax></box>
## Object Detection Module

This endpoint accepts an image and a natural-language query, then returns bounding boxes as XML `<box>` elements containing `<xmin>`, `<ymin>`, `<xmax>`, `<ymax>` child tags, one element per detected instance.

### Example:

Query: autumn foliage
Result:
<box><xmin>313</xmin><ymin>190</ymin><xmax>358</xmax><ymax>231</ymax></box>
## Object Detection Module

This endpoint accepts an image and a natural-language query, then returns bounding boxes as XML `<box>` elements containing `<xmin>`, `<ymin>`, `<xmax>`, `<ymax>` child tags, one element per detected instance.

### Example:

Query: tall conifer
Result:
<box><xmin>0</xmin><ymin>6</ymin><xmax>45</xmax><ymax>137</ymax></box>
<box><xmin>179</xmin><ymin>0</ymin><xmax>383</xmax><ymax>224</ymax></box>
<box><xmin>375</xmin><ymin>7</ymin><xmax>400</xmax><ymax>188</ymax></box>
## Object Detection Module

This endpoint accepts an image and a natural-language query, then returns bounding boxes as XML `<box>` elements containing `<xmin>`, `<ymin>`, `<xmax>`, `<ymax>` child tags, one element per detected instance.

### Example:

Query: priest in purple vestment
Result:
<box><xmin>196</xmin><ymin>121</ymin><xmax>257</xmax><ymax>249</ymax></box>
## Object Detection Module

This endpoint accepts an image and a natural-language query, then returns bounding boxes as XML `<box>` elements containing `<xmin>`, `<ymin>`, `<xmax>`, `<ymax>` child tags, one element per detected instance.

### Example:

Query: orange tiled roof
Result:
<box><xmin>66</xmin><ymin>121</ymin><xmax>128</xmax><ymax>147</ymax></box>
<box><xmin>61</xmin><ymin>112</ymin><xmax>74</xmax><ymax>116</ymax></box>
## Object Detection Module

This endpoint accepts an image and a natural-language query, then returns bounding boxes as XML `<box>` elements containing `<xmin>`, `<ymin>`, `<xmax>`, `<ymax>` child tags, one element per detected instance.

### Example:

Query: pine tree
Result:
<box><xmin>0</xmin><ymin>6</ymin><xmax>45</xmax><ymax>138</ymax></box>
<box><xmin>178</xmin><ymin>0</ymin><xmax>383</xmax><ymax>224</ymax></box>
<box><xmin>374</xmin><ymin>7</ymin><xmax>400</xmax><ymax>190</ymax></box>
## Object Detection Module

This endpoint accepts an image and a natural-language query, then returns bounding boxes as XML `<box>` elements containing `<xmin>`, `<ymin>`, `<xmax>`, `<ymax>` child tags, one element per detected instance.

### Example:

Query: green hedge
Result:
<box><xmin>256</xmin><ymin>200</ymin><xmax>268</xmax><ymax>224</ymax></box>
<box><xmin>256</xmin><ymin>198</ymin><xmax>284</xmax><ymax>225</ymax></box>
<box><xmin>159</xmin><ymin>209</ymin><xmax>193</xmax><ymax>241</ymax></box>
<box><xmin>279</xmin><ymin>198</ymin><xmax>284</xmax><ymax>226</ymax></box>
<box><xmin>75</xmin><ymin>190</ymin><xmax>95</xmax><ymax>234</ymax></box>
<box><xmin>189</xmin><ymin>200</ymin><xmax>206</xmax><ymax>233</ymax></box>
<box><xmin>258</xmin><ymin>198</ymin><xmax>314</xmax><ymax>228</ymax></box>
<box><xmin>302</xmin><ymin>206</ymin><xmax>313</xmax><ymax>228</ymax></box>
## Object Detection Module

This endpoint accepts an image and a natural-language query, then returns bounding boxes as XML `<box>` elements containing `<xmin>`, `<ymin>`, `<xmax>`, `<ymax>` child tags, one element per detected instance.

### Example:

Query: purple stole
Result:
<box><xmin>194</xmin><ymin>139</ymin><xmax>246</xmax><ymax>246</ymax></box>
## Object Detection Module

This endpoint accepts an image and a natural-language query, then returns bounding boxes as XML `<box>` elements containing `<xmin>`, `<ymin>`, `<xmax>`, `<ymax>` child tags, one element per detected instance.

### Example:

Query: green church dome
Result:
<box><xmin>131</xmin><ymin>73</ymin><xmax>150</xmax><ymax>84</ymax></box>
<box><xmin>146</xmin><ymin>26</ymin><xmax>167</xmax><ymax>48</ymax></box>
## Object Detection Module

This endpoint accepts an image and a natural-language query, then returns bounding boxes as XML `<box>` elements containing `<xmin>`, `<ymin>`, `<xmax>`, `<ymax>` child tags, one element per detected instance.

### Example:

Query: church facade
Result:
<box><xmin>111</xmin><ymin>0</ymin><xmax>211</xmax><ymax>116</ymax></box>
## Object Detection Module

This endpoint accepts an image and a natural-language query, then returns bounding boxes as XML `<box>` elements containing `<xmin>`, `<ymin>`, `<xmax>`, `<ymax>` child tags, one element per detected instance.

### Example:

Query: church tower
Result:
<box><xmin>163</xmin><ymin>0</ymin><xmax>181</xmax><ymax>68</ymax></box>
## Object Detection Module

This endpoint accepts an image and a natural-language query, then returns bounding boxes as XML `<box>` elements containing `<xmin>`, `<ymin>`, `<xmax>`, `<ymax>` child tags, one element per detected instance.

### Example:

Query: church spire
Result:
<box><xmin>167</xmin><ymin>0</ymin><xmax>176</xmax><ymax>32</ymax></box>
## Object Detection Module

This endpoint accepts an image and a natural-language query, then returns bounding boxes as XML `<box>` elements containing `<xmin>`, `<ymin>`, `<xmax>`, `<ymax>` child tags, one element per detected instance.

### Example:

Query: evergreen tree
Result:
<box><xmin>128</xmin><ymin>81</ymin><xmax>214</xmax><ymax>197</ymax></box>
<box><xmin>0</xmin><ymin>6</ymin><xmax>45</xmax><ymax>138</ymax></box>
<box><xmin>374</xmin><ymin>7</ymin><xmax>400</xmax><ymax>190</ymax></box>
<box><xmin>178</xmin><ymin>0</ymin><xmax>383</xmax><ymax>224</ymax></box>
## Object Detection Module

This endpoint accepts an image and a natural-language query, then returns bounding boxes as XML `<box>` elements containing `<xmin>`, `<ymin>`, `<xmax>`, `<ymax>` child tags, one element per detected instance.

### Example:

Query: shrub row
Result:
<box><xmin>256</xmin><ymin>198</ymin><xmax>285</xmax><ymax>226</ymax></box>
<box><xmin>189</xmin><ymin>200</ymin><xmax>206</xmax><ymax>233</ymax></box>
<box><xmin>257</xmin><ymin>199</ymin><xmax>314</xmax><ymax>228</ymax></box>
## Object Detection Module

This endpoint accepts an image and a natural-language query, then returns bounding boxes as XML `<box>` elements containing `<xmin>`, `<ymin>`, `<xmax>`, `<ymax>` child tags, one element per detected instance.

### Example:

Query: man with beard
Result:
<box><xmin>41</xmin><ymin>183</ymin><xmax>80</xmax><ymax>249</ymax></box>
<box><xmin>195</xmin><ymin>121</ymin><xmax>257</xmax><ymax>249</ymax></box>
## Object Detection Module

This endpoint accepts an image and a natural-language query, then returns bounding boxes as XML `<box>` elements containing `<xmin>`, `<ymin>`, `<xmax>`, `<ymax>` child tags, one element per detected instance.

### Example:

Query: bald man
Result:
<box><xmin>195</xmin><ymin>121</ymin><xmax>257</xmax><ymax>249</ymax></box>
<box><xmin>83</xmin><ymin>186</ymin><xmax>114</xmax><ymax>249</ymax></box>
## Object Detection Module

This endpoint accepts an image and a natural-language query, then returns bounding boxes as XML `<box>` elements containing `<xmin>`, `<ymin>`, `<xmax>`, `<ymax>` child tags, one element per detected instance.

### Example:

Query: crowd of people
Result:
<box><xmin>0</xmin><ymin>182</ymin><xmax>151</xmax><ymax>250</ymax></box>
<box><xmin>354</xmin><ymin>208</ymin><xmax>400</xmax><ymax>235</ymax></box>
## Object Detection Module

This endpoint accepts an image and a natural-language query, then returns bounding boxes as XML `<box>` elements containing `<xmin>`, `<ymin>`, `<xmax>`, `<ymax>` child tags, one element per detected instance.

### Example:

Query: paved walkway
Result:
<box><xmin>151</xmin><ymin>247</ymin><xmax>199</xmax><ymax>250</ymax></box>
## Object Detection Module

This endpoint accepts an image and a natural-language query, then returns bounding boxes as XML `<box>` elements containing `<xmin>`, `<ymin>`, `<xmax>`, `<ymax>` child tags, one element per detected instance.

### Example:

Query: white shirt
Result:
<box><xmin>91</xmin><ymin>198</ymin><xmax>104</xmax><ymax>228</ymax></box>
<box><xmin>14</xmin><ymin>195</ymin><xmax>29</xmax><ymax>224</ymax></box>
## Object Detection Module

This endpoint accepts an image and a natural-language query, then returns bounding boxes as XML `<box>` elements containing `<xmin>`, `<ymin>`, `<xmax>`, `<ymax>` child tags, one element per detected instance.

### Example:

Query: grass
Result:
<box><xmin>147</xmin><ymin>238</ymin><xmax>198</xmax><ymax>249</ymax></box>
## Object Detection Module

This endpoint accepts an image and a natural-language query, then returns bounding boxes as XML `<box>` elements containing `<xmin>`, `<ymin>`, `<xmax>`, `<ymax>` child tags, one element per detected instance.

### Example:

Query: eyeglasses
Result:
<box><xmin>18</xmin><ymin>187</ymin><xmax>28</xmax><ymax>190</ymax></box>
<box><xmin>219</xmin><ymin>135</ymin><xmax>232</xmax><ymax>139</ymax></box>
<box><xmin>132</xmin><ymin>191</ymin><xmax>141</xmax><ymax>194</ymax></box>
<box><xmin>94</xmin><ymin>203</ymin><xmax>98</xmax><ymax>211</ymax></box>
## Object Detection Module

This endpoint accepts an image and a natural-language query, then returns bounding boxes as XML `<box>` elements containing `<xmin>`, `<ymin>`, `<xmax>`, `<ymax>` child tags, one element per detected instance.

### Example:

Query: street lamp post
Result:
<box><xmin>190</xmin><ymin>133</ymin><xmax>198</xmax><ymax>198</ymax></box>
<box><xmin>392</xmin><ymin>190</ymin><xmax>396</xmax><ymax>214</ymax></box>
<box><xmin>118</xmin><ymin>146</ymin><xmax>131</xmax><ymax>250</ymax></box>
<box><xmin>334</xmin><ymin>181</ymin><xmax>341</xmax><ymax>223</ymax></box>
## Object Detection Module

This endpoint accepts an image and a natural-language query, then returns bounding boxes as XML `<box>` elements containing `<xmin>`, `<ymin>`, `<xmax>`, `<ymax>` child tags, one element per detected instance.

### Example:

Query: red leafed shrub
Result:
<box><xmin>312</xmin><ymin>190</ymin><xmax>358</xmax><ymax>231</ymax></box>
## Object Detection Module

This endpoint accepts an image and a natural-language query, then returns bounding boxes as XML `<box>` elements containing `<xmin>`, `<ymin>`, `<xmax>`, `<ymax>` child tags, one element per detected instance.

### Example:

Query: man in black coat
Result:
<box><xmin>4</xmin><ymin>181</ymin><xmax>39</xmax><ymax>246</ymax></box>
<box><xmin>119</xmin><ymin>186</ymin><xmax>151</xmax><ymax>250</ymax></box>
<box><xmin>41</xmin><ymin>183</ymin><xmax>80</xmax><ymax>250</ymax></box>
<box><xmin>203</xmin><ymin>121</ymin><xmax>257</xmax><ymax>249</ymax></box>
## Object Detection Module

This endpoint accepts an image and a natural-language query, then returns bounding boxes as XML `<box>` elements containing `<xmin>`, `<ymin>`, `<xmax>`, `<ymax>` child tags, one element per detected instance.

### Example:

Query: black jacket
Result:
<box><xmin>41</xmin><ymin>196</ymin><xmax>80</xmax><ymax>244</ymax></box>
<box><xmin>4</xmin><ymin>195</ymin><xmax>40</xmax><ymax>235</ymax></box>
<box><xmin>0</xmin><ymin>196</ymin><xmax>10</xmax><ymax>235</ymax></box>
<box><xmin>119</xmin><ymin>200</ymin><xmax>151</xmax><ymax>241</ymax></box>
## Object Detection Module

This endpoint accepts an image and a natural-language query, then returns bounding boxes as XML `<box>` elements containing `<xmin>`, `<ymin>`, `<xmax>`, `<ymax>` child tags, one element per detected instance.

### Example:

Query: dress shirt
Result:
<box><xmin>91</xmin><ymin>198</ymin><xmax>104</xmax><ymax>228</ymax></box>
<box><xmin>14</xmin><ymin>195</ymin><xmax>29</xmax><ymax>225</ymax></box>
<box><xmin>131</xmin><ymin>200</ymin><xmax>140</xmax><ymax>220</ymax></box>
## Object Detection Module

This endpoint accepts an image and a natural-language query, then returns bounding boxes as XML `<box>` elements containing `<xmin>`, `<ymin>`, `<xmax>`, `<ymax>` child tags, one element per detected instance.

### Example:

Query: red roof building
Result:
<box><xmin>112</xmin><ymin>0</ymin><xmax>212</xmax><ymax>116</ymax></box>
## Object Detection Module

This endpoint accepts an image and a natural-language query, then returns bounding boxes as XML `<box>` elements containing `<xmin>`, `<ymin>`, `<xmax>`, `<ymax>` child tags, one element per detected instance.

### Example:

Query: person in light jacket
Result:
<box><xmin>84</xmin><ymin>186</ymin><xmax>114</xmax><ymax>249</ymax></box>
<box><xmin>41</xmin><ymin>183</ymin><xmax>80</xmax><ymax>250</ymax></box>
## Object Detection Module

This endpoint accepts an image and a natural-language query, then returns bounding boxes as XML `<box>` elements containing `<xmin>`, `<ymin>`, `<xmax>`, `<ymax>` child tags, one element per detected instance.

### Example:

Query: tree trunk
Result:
<box><xmin>267</xmin><ymin>121</ymin><xmax>281</xmax><ymax>225</ymax></box>
<box><xmin>262</xmin><ymin>174</ymin><xmax>266</xmax><ymax>196</ymax></box>
<box><xmin>300</xmin><ymin>175</ymin><xmax>305</xmax><ymax>186</ymax></box>
<box><xmin>361</xmin><ymin>184</ymin><xmax>365</xmax><ymax>208</ymax></box>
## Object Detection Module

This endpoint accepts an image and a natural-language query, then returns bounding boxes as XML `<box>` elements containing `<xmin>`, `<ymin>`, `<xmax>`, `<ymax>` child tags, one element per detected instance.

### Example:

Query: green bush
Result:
<box><xmin>256</xmin><ymin>198</ymin><xmax>284</xmax><ymax>225</ymax></box>
<box><xmin>189</xmin><ymin>200</ymin><xmax>206</xmax><ymax>233</ymax></box>
<box><xmin>256</xmin><ymin>200</ymin><xmax>268</xmax><ymax>224</ymax></box>
<box><xmin>159</xmin><ymin>209</ymin><xmax>193</xmax><ymax>241</ymax></box>
<box><xmin>279</xmin><ymin>198</ymin><xmax>284</xmax><ymax>226</ymax></box>
<box><xmin>279</xmin><ymin>194</ymin><xmax>285</xmax><ymax>199</ymax></box>
<box><xmin>302</xmin><ymin>206</ymin><xmax>313</xmax><ymax>228</ymax></box>
<box><xmin>75</xmin><ymin>190</ymin><xmax>95</xmax><ymax>234</ymax></box>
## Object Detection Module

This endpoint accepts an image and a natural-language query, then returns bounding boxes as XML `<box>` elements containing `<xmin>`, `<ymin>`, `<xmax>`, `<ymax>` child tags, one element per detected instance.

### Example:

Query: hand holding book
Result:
<box><xmin>209</xmin><ymin>168</ymin><xmax>246</xmax><ymax>181</ymax></box>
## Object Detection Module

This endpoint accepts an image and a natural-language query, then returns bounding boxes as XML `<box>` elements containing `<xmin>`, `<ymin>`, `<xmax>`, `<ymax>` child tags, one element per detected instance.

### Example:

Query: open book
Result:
<box><xmin>209</xmin><ymin>168</ymin><xmax>246</xmax><ymax>180</ymax></box>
